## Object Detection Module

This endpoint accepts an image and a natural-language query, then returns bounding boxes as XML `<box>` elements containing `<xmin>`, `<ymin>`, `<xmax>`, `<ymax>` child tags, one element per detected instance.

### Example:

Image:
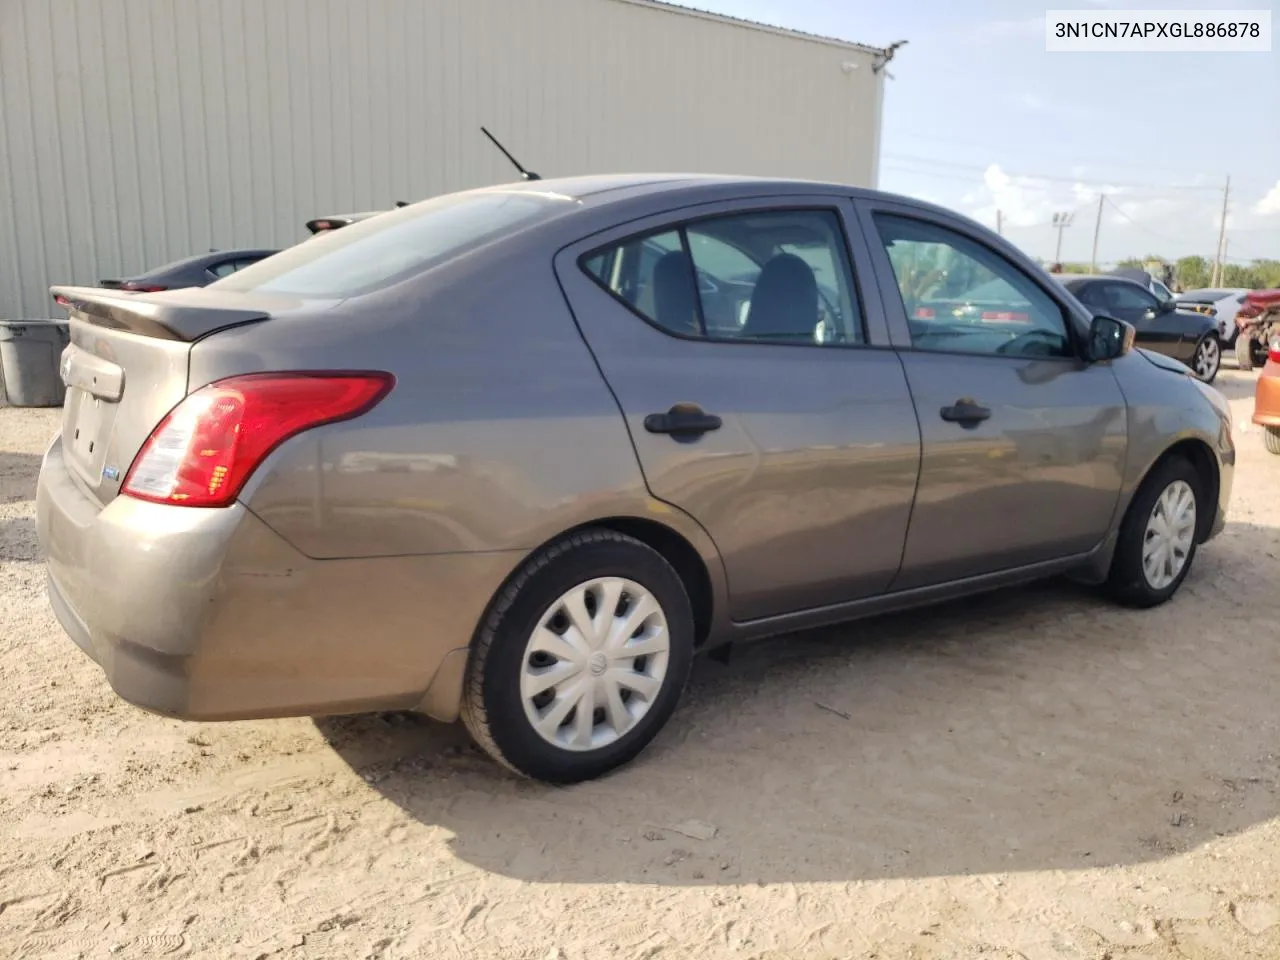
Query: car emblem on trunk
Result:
<box><xmin>102</xmin><ymin>466</ymin><xmax>120</xmax><ymax>481</ymax></box>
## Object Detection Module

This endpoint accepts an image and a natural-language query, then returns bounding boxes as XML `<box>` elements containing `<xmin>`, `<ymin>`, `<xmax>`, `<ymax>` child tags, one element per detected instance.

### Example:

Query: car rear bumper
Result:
<box><xmin>1252</xmin><ymin>359</ymin><xmax>1280</xmax><ymax>426</ymax></box>
<box><xmin>37</xmin><ymin>435</ymin><xmax>519</xmax><ymax>722</ymax></box>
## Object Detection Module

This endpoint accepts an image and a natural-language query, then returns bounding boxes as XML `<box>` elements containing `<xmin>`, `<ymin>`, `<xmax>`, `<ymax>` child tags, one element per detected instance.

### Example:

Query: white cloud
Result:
<box><xmin>1256</xmin><ymin>180</ymin><xmax>1280</xmax><ymax>216</ymax></box>
<box><xmin>963</xmin><ymin>164</ymin><xmax>1056</xmax><ymax>228</ymax></box>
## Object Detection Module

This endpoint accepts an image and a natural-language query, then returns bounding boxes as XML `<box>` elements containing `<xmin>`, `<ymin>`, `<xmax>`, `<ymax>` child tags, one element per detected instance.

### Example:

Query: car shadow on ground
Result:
<box><xmin>317</xmin><ymin>520</ymin><xmax>1280</xmax><ymax>886</ymax></box>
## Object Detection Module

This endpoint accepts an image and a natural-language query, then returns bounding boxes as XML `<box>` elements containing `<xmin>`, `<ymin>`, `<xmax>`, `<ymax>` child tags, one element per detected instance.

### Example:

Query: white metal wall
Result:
<box><xmin>0</xmin><ymin>0</ymin><xmax>884</xmax><ymax>319</ymax></box>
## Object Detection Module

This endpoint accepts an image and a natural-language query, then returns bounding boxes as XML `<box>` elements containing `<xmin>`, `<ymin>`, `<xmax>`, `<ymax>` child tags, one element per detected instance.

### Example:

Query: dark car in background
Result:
<box><xmin>99</xmin><ymin>249</ymin><xmax>279</xmax><ymax>293</ymax></box>
<box><xmin>1058</xmin><ymin>275</ymin><xmax>1222</xmax><ymax>382</ymax></box>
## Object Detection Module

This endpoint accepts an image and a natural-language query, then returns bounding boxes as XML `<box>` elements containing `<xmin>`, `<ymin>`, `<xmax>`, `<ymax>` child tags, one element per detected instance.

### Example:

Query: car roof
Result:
<box><xmin>1056</xmin><ymin>274</ymin><xmax>1145</xmax><ymax>287</ymax></box>
<box><xmin>449</xmin><ymin>173</ymin><xmax>985</xmax><ymax>227</ymax></box>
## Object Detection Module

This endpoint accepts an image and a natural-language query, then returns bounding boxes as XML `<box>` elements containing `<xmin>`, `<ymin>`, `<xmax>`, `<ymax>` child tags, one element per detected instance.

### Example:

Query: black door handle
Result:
<box><xmin>644</xmin><ymin>404</ymin><xmax>722</xmax><ymax>439</ymax></box>
<box><xmin>939</xmin><ymin>398</ymin><xmax>992</xmax><ymax>427</ymax></box>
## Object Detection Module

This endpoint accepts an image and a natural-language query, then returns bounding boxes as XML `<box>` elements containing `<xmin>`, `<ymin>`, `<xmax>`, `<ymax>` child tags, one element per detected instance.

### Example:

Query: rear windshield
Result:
<box><xmin>212</xmin><ymin>190</ymin><xmax>574</xmax><ymax>298</ymax></box>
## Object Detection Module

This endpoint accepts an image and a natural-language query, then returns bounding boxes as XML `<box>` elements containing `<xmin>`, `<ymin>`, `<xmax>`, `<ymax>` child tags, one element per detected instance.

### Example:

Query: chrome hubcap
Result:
<box><xmin>520</xmin><ymin>578</ymin><xmax>670</xmax><ymax>752</ymax></box>
<box><xmin>1194</xmin><ymin>338</ymin><xmax>1219</xmax><ymax>379</ymax></box>
<box><xmin>1142</xmin><ymin>480</ymin><xmax>1196</xmax><ymax>590</ymax></box>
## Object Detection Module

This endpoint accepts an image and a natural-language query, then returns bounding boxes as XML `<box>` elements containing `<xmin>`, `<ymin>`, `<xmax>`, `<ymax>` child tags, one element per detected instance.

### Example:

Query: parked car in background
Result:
<box><xmin>1175</xmin><ymin>288</ymin><xmax>1250</xmax><ymax>344</ymax></box>
<box><xmin>305</xmin><ymin>204</ymin><xmax>405</xmax><ymax>235</ymax></box>
<box><xmin>1234</xmin><ymin>289</ymin><xmax>1280</xmax><ymax>371</ymax></box>
<box><xmin>98</xmin><ymin>249</ymin><xmax>279</xmax><ymax>292</ymax></box>
<box><xmin>1057</xmin><ymin>275</ymin><xmax>1222</xmax><ymax>382</ymax></box>
<box><xmin>39</xmin><ymin>175</ymin><xmax>1233</xmax><ymax>784</ymax></box>
<box><xmin>1252</xmin><ymin>328</ymin><xmax>1280</xmax><ymax>454</ymax></box>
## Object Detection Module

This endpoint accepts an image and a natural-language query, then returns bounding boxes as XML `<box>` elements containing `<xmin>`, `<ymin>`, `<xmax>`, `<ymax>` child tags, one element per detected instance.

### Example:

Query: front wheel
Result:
<box><xmin>461</xmin><ymin>530</ymin><xmax>694</xmax><ymax>783</ymax></box>
<box><xmin>1106</xmin><ymin>457</ymin><xmax>1202</xmax><ymax>608</ymax></box>
<box><xmin>1265</xmin><ymin>426</ymin><xmax>1280</xmax><ymax>456</ymax></box>
<box><xmin>1190</xmin><ymin>334</ymin><xmax>1221</xmax><ymax>383</ymax></box>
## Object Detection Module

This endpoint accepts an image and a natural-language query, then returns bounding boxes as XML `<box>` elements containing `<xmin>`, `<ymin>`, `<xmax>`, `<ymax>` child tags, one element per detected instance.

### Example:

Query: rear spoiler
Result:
<box><xmin>50</xmin><ymin>285</ymin><xmax>269</xmax><ymax>342</ymax></box>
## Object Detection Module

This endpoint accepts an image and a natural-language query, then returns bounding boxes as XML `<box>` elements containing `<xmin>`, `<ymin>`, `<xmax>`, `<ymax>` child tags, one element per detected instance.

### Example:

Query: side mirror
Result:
<box><xmin>1158</xmin><ymin>298</ymin><xmax>1177</xmax><ymax>313</ymax></box>
<box><xmin>1086</xmin><ymin>314</ymin><xmax>1135</xmax><ymax>362</ymax></box>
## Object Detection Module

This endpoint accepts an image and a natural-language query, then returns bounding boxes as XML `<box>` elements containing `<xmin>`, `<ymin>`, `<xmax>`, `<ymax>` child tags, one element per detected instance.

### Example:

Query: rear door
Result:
<box><xmin>555</xmin><ymin>196</ymin><xmax>921</xmax><ymax>623</ymax></box>
<box><xmin>853</xmin><ymin>200</ymin><xmax>1128</xmax><ymax>589</ymax></box>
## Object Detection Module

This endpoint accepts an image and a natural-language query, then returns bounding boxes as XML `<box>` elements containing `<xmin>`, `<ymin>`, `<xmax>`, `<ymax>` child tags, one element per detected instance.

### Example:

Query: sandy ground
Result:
<box><xmin>3</xmin><ymin>368</ymin><xmax>1280</xmax><ymax>960</ymax></box>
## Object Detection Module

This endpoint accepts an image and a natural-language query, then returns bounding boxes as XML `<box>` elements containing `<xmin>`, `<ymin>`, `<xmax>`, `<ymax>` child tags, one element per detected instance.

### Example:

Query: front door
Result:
<box><xmin>858</xmin><ymin>205</ymin><xmax>1129</xmax><ymax>590</ymax></box>
<box><xmin>555</xmin><ymin>198</ymin><xmax>922</xmax><ymax>622</ymax></box>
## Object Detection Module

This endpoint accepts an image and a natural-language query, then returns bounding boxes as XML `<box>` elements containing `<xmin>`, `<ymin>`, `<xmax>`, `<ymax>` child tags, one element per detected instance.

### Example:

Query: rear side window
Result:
<box><xmin>208</xmin><ymin>259</ymin><xmax>244</xmax><ymax>278</ymax></box>
<box><xmin>581</xmin><ymin>208</ymin><xmax>865</xmax><ymax>346</ymax></box>
<box><xmin>214</xmin><ymin>191</ymin><xmax>573</xmax><ymax>298</ymax></box>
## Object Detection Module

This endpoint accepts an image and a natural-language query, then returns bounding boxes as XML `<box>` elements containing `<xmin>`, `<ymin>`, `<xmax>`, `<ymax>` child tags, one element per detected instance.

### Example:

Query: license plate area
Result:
<box><xmin>62</xmin><ymin>386</ymin><xmax>120</xmax><ymax>488</ymax></box>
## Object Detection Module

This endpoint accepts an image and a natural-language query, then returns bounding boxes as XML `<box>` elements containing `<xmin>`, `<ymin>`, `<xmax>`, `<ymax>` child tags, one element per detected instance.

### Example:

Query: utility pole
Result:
<box><xmin>1091</xmin><ymin>195</ymin><xmax>1104</xmax><ymax>274</ymax></box>
<box><xmin>1212</xmin><ymin>175</ymin><xmax>1230</xmax><ymax>287</ymax></box>
<box><xmin>1052</xmin><ymin>211</ymin><xmax>1074</xmax><ymax>263</ymax></box>
<box><xmin>996</xmin><ymin>209</ymin><xmax>1003</xmax><ymax>236</ymax></box>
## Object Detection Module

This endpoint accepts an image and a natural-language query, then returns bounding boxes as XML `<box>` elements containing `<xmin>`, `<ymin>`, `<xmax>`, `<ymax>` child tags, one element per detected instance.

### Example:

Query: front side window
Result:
<box><xmin>875</xmin><ymin>215</ymin><xmax>1072</xmax><ymax>359</ymax></box>
<box><xmin>581</xmin><ymin>209</ymin><xmax>864</xmax><ymax>346</ymax></box>
<box><xmin>1101</xmin><ymin>282</ymin><xmax>1159</xmax><ymax>313</ymax></box>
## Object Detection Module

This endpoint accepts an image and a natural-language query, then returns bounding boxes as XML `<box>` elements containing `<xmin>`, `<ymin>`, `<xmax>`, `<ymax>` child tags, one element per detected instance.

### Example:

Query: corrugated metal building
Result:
<box><xmin>0</xmin><ymin>0</ymin><xmax>888</xmax><ymax>319</ymax></box>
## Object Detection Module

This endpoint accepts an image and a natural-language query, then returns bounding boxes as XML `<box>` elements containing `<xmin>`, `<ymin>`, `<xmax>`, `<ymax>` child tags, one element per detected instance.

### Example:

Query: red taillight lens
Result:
<box><xmin>1268</xmin><ymin>336</ymin><xmax>1280</xmax><ymax>365</ymax></box>
<box><xmin>120</xmin><ymin>282</ymin><xmax>168</xmax><ymax>293</ymax></box>
<box><xmin>913</xmin><ymin>307</ymin><xmax>936</xmax><ymax>319</ymax></box>
<box><xmin>121</xmin><ymin>372</ymin><xmax>394</xmax><ymax>507</ymax></box>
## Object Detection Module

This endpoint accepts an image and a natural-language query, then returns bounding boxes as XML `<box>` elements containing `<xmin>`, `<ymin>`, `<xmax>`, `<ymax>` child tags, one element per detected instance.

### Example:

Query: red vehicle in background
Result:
<box><xmin>1240</xmin><ymin>289</ymin><xmax>1280</xmax><ymax>454</ymax></box>
<box><xmin>1235</xmin><ymin>289</ymin><xmax>1280</xmax><ymax>371</ymax></box>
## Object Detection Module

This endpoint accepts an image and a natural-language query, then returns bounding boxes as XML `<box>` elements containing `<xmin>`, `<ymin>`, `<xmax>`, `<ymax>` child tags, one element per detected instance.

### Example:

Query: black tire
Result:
<box><xmin>1265</xmin><ymin>426</ymin><xmax>1280</xmax><ymax>456</ymax></box>
<box><xmin>1106</xmin><ymin>456</ymin><xmax>1203</xmax><ymax>609</ymax></box>
<box><xmin>460</xmin><ymin>529</ymin><xmax>694</xmax><ymax>783</ymax></box>
<box><xmin>1191</xmin><ymin>334</ymin><xmax>1221</xmax><ymax>383</ymax></box>
<box><xmin>1236</xmin><ymin>333</ymin><xmax>1255</xmax><ymax>371</ymax></box>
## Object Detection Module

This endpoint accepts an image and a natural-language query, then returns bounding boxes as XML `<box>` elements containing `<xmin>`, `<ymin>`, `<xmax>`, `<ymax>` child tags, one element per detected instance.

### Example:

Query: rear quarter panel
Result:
<box><xmin>188</xmin><ymin>231</ymin><xmax>728</xmax><ymax>604</ymax></box>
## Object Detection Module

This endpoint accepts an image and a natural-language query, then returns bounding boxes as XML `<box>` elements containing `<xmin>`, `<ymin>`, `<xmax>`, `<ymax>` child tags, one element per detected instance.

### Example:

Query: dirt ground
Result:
<box><xmin>3</xmin><ymin>368</ymin><xmax>1279</xmax><ymax>960</ymax></box>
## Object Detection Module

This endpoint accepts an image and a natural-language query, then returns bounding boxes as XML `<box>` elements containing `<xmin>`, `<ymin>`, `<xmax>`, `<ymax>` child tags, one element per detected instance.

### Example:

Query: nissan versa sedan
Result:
<box><xmin>39</xmin><ymin>175</ymin><xmax>1234</xmax><ymax>784</ymax></box>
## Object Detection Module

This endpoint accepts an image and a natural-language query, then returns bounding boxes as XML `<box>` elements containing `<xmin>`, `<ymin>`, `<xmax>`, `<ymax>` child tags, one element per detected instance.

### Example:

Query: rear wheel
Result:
<box><xmin>461</xmin><ymin>530</ymin><xmax>694</xmax><ymax>783</ymax></box>
<box><xmin>1106</xmin><ymin>457</ymin><xmax>1202</xmax><ymax>608</ymax></box>
<box><xmin>1264</xmin><ymin>426</ymin><xmax>1280</xmax><ymax>456</ymax></box>
<box><xmin>1237</xmin><ymin>333</ymin><xmax>1255</xmax><ymax>371</ymax></box>
<box><xmin>1191</xmin><ymin>334</ymin><xmax>1221</xmax><ymax>383</ymax></box>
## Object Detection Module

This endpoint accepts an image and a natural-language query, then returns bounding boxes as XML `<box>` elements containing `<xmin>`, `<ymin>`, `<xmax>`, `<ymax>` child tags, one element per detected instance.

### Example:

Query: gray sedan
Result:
<box><xmin>38</xmin><ymin>175</ymin><xmax>1234</xmax><ymax>783</ymax></box>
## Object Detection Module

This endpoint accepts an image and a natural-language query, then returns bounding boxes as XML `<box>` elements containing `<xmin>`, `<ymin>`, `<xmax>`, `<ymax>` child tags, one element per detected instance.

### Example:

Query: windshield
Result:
<box><xmin>213</xmin><ymin>191</ymin><xmax>575</xmax><ymax>298</ymax></box>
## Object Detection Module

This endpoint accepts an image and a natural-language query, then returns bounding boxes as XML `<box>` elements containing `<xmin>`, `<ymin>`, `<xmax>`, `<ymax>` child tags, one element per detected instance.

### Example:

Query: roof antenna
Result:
<box><xmin>481</xmin><ymin>126</ymin><xmax>541</xmax><ymax>181</ymax></box>
<box><xmin>872</xmin><ymin>39</ymin><xmax>908</xmax><ymax>79</ymax></box>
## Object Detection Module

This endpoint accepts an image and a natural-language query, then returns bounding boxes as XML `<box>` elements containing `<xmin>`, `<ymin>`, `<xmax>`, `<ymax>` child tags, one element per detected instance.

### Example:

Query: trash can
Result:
<box><xmin>0</xmin><ymin>320</ymin><xmax>71</xmax><ymax>407</ymax></box>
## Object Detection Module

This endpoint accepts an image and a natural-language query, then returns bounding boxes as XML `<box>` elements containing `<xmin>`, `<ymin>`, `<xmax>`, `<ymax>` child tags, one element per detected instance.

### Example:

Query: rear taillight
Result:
<box><xmin>121</xmin><ymin>372</ymin><xmax>394</xmax><ymax>507</ymax></box>
<box><xmin>1269</xmin><ymin>336</ymin><xmax>1280</xmax><ymax>365</ymax></box>
<box><xmin>913</xmin><ymin>307</ymin><xmax>936</xmax><ymax>319</ymax></box>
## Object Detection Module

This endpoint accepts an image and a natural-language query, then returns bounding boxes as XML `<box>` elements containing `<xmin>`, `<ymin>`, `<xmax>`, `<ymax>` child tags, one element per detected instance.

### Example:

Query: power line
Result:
<box><xmin>1101</xmin><ymin>196</ymin><xmax>1189</xmax><ymax>247</ymax></box>
<box><xmin>883</xmin><ymin>152</ymin><xmax>1226</xmax><ymax>193</ymax></box>
<box><xmin>884</xmin><ymin>130</ymin><xmax>1278</xmax><ymax>193</ymax></box>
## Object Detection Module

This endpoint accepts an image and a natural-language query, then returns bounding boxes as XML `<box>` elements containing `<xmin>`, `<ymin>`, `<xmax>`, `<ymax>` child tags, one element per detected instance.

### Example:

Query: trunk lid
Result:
<box><xmin>49</xmin><ymin>285</ymin><xmax>280</xmax><ymax>505</ymax></box>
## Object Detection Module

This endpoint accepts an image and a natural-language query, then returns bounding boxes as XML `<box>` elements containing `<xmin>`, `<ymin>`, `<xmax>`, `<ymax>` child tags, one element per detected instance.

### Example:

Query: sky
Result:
<box><xmin>670</xmin><ymin>0</ymin><xmax>1280</xmax><ymax>267</ymax></box>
